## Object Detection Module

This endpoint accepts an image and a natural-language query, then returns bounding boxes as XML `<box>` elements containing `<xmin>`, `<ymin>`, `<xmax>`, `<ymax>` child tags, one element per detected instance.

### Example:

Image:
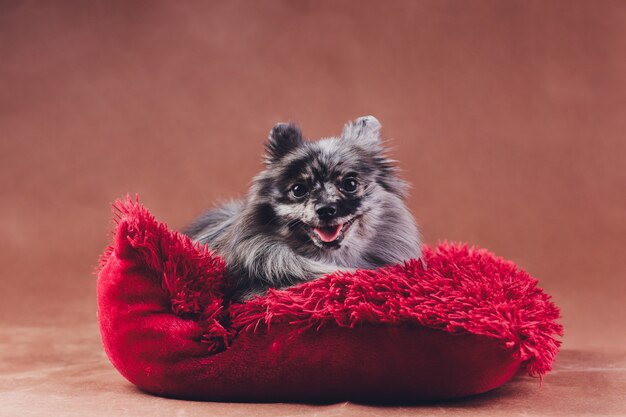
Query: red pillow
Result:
<box><xmin>97</xmin><ymin>198</ymin><xmax>562</xmax><ymax>402</ymax></box>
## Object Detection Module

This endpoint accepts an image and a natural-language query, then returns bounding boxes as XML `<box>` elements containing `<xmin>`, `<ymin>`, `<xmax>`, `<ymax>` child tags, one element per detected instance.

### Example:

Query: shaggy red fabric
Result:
<box><xmin>97</xmin><ymin>198</ymin><xmax>562</xmax><ymax>402</ymax></box>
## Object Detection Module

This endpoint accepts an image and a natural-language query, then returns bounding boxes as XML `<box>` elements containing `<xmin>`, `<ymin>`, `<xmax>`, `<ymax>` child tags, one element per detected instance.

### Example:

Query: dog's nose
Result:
<box><xmin>316</xmin><ymin>204</ymin><xmax>337</xmax><ymax>220</ymax></box>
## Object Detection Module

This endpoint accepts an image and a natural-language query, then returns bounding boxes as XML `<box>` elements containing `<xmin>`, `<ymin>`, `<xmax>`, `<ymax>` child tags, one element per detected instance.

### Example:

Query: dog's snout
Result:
<box><xmin>316</xmin><ymin>204</ymin><xmax>337</xmax><ymax>220</ymax></box>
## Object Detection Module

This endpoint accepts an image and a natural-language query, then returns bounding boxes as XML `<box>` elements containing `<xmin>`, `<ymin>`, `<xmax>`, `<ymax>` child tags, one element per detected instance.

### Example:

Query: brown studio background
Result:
<box><xmin>1</xmin><ymin>0</ymin><xmax>625</xmax><ymax>368</ymax></box>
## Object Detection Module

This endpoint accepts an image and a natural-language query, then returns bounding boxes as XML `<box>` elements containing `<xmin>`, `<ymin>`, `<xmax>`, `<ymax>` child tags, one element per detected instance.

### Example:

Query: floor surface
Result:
<box><xmin>1</xmin><ymin>325</ymin><xmax>624</xmax><ymax>417</ymax></box>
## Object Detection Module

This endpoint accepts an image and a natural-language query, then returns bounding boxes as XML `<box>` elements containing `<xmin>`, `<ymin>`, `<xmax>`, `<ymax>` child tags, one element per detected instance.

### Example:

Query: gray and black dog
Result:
<box><xmin>184</xmin><ymin>116</ymin><xmax>422</xmax><ymax>299</ymax></box>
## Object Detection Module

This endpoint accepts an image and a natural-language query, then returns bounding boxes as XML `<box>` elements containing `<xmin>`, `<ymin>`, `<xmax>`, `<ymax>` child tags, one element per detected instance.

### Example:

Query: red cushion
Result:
<box><xmin>97</xmin><ymin>198</ymin><xmax>562</xmax><ymax>402</ymax></box>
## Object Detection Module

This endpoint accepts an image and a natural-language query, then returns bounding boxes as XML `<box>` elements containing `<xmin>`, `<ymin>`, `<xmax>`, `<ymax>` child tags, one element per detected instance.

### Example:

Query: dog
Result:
<box><xmin>183</xmin><ymin>116</ymin><xmax>422</xmax><ymax>299</ymax></box>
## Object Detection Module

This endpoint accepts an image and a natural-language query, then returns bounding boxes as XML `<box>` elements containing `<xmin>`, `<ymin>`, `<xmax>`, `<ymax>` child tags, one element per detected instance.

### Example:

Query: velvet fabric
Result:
<box><xmin>97</xmin><ymin>199</ymin><xmax>562</xmax><ymax>402</ymax></box>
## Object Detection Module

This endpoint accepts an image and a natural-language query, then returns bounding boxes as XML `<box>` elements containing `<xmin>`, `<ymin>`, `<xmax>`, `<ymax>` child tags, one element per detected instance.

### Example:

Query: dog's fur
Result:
<box><xmin>183</xmin><ymin>116</ymin><xmax>422</xmax><ymax>299</ymax></box>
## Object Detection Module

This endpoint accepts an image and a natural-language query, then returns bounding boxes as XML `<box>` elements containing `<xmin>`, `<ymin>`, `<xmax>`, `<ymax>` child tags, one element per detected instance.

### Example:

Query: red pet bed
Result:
<box><xmin>97</xmin><ymin>198</ymin><xmax>562</xmax><ymax>402</ymax></box>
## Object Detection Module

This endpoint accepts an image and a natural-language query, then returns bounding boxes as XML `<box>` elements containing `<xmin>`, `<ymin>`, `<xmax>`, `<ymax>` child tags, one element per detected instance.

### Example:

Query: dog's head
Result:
<box><xmin>251</xmin><ymin>116</ymin><xmax>407</xmax><ymax>254</ymax></box>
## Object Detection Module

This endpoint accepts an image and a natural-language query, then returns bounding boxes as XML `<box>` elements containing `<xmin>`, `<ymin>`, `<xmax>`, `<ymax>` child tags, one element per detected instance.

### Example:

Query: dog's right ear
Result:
<box><xmin>341</xmin><ymin>116</ymin><xmax>383</xmax><ymax>152</ymax></box>
<box><xmin>265</xmin><ymin>123</ymin><xmax>303</xmax><ymax>164</ymax></box>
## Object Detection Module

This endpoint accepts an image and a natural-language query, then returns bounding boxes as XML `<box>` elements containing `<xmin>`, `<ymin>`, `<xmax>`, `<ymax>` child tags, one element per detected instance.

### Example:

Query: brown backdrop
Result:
<box><xmin>1</xmin><ymin>1</ymin><xmax>625</xmax><ymax>415</ymax></box>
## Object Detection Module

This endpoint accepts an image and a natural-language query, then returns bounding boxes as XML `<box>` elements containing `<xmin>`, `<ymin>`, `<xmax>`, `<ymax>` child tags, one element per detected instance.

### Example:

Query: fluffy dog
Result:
<box><xmin>184</xmin><ymin>116</ymin><xmax>422</xmax><ymax>299</ymax></box>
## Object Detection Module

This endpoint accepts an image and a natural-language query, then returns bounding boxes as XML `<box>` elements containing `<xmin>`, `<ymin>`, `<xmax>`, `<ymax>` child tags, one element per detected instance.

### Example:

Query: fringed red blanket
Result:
<box><xmin>97</xmin><ymin>198</ymin><xmax>562</xmax><ymax>402</ymax></box>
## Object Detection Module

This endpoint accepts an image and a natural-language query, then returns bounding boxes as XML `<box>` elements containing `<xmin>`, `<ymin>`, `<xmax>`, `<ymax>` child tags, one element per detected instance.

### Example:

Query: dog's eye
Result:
<box><xmin>291</xmin><ymin>183</ymin><xmax>308</xmax><ymax>198</ymax></box>
<box><xmin>341</xmin><ymin>178</ymin><xmax>358</xmax><ymax>193</ymax></box>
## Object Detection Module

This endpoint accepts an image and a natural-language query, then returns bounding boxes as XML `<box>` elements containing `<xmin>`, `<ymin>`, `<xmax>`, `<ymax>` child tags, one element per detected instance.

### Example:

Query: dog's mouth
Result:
<box><xmin>307</xmin><ymin>217</ymin><xmax>357</xmax><ymax>247</ymax></box>
<box><xmin>312</xmin><ymin>224</ymin><xmax>343</xmax><ymax>243</ymax></box>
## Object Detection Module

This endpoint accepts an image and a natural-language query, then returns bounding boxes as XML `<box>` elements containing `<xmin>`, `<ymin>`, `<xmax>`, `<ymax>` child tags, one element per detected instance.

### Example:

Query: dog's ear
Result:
<box><xmin>265</xmin><ymin>123</ymin><xmax>303</xmax><ymax>164</ymax></box>
<box><xmin>341</xmin><ymin>115</ymin><xmax>382</xmax><ymax>151</ymax></box>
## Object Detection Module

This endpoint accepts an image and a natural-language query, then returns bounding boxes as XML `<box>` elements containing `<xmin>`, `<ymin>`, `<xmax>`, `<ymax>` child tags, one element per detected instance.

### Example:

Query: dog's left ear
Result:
<box><xmin>341</xmin><ymin>115</ymin><xmax>382</xmax><ymax>151</ymax></box>
<box><xmin>265</xmin><ymin>123</ymin><xmax>303</xmax><ymax>164</ymax></box>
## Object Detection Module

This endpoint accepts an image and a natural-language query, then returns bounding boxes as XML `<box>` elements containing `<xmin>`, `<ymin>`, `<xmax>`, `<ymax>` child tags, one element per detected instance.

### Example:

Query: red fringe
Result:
<box><xmin>100</xmin><ymin>196</ymin><xmax>233</xmax><ymax>353</ymax></box>
<box><xmin>102</xmin><ymin>197</ymin><xmax>562</xmax><ymax>377</ymax></box>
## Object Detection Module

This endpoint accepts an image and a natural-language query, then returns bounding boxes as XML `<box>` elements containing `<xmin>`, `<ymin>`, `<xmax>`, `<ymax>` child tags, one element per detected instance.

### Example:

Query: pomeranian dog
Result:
<box><xmin>183</xmin><ymin>116</ymin><xmax>422</xmax><ymax>299</ymax></box>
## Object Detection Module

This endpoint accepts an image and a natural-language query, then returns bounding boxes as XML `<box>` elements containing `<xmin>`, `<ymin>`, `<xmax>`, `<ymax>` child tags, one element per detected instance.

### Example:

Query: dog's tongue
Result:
<box><xmin>313</xmin><ymin>224</ymin><xmax>342</xmax><ymax>242</ymax></box>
